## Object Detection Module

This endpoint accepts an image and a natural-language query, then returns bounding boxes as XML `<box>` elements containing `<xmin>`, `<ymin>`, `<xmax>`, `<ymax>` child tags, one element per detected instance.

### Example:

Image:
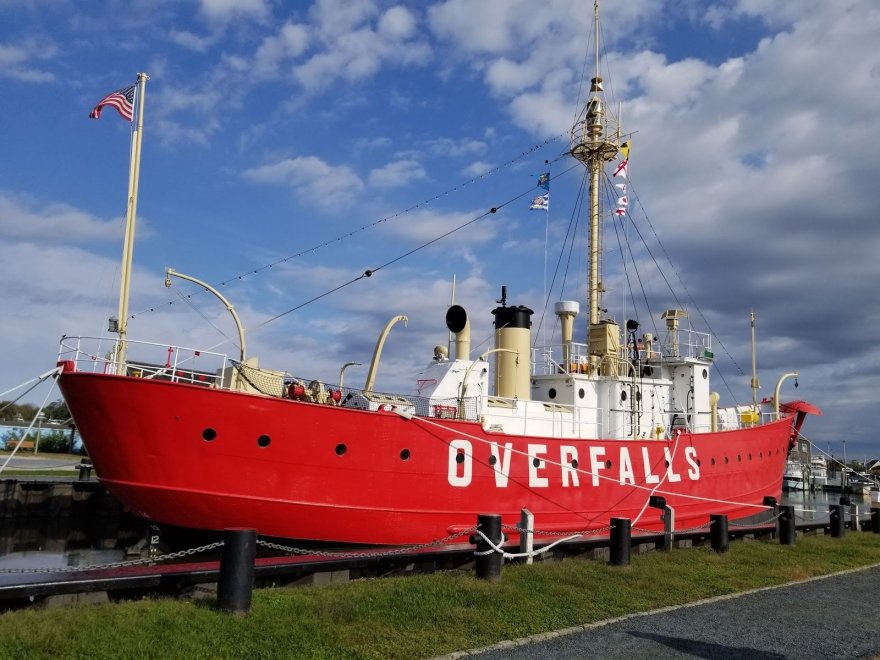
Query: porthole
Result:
<box><xmin>664</xmin><ymin>460</ymin><xmax>670</xmax><ymax>468</ymax></box>
<box><xmin>748</xmin><ymin>454</ymin><xmax>753</xmax><ymax>461</ymax></box>
<box><xmin>711</xmin><ymin>458</ymin><xmax>716</xmax><ymax>466</ymax></box>
<box><xmin>202</xmin><ymin>428</ymin><xmax>216</xmax><ymax>442</ymax></box>
<box><xmin>696</xmin><ymin>459</ymin><xmax>702</xmax><ymax>467</ymax></box>
<box><xmin>724</xmin><ymin>457</ymin><xmax>729</xmax><ymax>464</ymax></box>
<box><xmin>455</xmin><ymin>451</ymin><xmax>465</xmax><ymax>464</ymax></box>
<box><xmin>759</xmin><ymin>452</ymin><xmax>763</xmax><ymax>459</ymax></box>
<box><xmin>578</xmin><ymin>388</ymin><xmax>585</xmax><ymax>399</ymax></box>
<box><xmin>488</xmin><ymin>455</ymin><xmax>497</xmax><ymax>466</ymax></box>
<box><xmin>571</xmin><ymin>459</ymin><xmax>579</xmax><ymax>469</ymax></box>
<box><xmin>737</xmin><ymin>454</ymin><xmax>742</xmax><ymax>462</ymax></box>
<box><xmin>335</xmin><ymin>443</ymin><xmax>347</xmax><ymax>456</ymax></box>
<box><xmin>548</xmin><ymin>388</ymin><xmax>557</xmax><ymax>399</ymax></box>
<box><xmin>621</xmin><ymin>390</ymin><xmax>628</xmax><ymax>402</ymax></box>
<box><xmin>533</xmin><ymin>457</ymin><xmax>541</xmax><ymax>468</ymax></box>
<box><xmin>605</xmin><ymin>460</ymin><xmax>613</xmax><ymax>470</ymax></box>
<box><xmin>400</xmin><ymin>449</ymin><xmax>411</xmax><ymax>461</ymax></box>
<box><xmin>257</xmin><ymin>435</ymin><xmax>271</xmax><ymax>448</ymax></box>
<box><xmin>702</xmin><ymin>369</ymin><xmax>708</xmax><ymax>379</ymax></box>
<box><xmin>635</xmin><ymin>390</ymin><xmax>642</xmax><ymax>402</ymax></box>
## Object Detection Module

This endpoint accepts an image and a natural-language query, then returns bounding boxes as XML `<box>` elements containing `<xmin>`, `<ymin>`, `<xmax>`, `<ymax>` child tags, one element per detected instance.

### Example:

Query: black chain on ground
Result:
<box><xmin>501</xmin><ymin>523</ymin><xmax>613</xmax><ymax>537</ymax></box>
<box><xmin>256</xmin><ymin>528</ymin><xmax>478</xmax><ymax>560</ymax></box>
<box><xmin>0</xmin><ymin>541</ymin><xmax>225</xmax><ymax>575</ymax></box>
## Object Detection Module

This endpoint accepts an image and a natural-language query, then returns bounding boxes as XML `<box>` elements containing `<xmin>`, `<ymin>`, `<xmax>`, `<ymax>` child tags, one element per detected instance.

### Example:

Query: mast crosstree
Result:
<box><xmin>569</xmin><ymin>0</ymin><xmax>621</xmax><ymax>372</ymax></box>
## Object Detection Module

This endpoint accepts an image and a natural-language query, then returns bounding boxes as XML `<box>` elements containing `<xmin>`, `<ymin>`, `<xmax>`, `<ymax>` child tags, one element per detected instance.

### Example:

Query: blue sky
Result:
<box><xmin>1</xmin><ymin>0</ymin><xmax>878</xmax><ymax>463</ymax></box>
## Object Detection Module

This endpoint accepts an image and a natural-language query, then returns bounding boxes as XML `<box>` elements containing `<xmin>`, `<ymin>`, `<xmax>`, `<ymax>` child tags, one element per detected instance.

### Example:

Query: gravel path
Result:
<box><xmin>446</xmin><ymin>563</ymin><xmax>880</xmax><ymax>659</ymax></box>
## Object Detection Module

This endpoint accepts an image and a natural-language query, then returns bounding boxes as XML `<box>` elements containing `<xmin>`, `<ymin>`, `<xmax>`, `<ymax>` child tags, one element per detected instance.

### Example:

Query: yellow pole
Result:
<box><xmin>164</xmin><ymin>268</ymin><xmax>247</xmax><ymax>363</ymax></box>
<box><xmin>114</xmin><ymin>72</ymin><xmax>149</xmax><ymax>374</ymax></box>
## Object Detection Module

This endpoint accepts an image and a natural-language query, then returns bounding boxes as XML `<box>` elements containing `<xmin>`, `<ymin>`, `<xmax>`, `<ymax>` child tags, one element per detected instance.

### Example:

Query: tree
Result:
<box><xmin>43</xmin><ymin>399</ymin><xmax>71</xmax><ymax>422</ymax></box>
<box><xmin>0</xmin><ymin>398</ymin><xmax>70</xmax><ymax>423</ymax></box>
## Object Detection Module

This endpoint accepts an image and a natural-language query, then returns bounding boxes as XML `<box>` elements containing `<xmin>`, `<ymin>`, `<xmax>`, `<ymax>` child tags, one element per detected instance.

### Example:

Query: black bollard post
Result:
<box><xmin>710</xmin><ymin>514</ymin><xmax>729</xmax><ymax>553</ymax></box>
<box><xmin>474</xmin><ymin>514</ymin><xmax>503</xmax><ymax>581</ymax></box>
<box><xmin>829</xmin><ymin>505</ymin><xmax>845</xmax><ymax>538</ymax></box>
<box><xmin>217</xmin><ymin>528</ymin><xmax>257</xmax><ymax>615</ymax></box>
<box><xmin>609</xmin><ymin>518</ymin><xmax>631</xmax><ymax>566</ymax></box>
<box><xmin>779</xmin><ymin>505</ymin><xmax>796</xmax><ymax>546</ymax></box>
<box><xmin>77</xmin><ymin>459</ymin><xmax>92</xmax><ymax>481</ymax></box>
<box><xmin>871</xmin><ymin>509</ymin><xmax>879</xmax><ymax>534</ymax></box>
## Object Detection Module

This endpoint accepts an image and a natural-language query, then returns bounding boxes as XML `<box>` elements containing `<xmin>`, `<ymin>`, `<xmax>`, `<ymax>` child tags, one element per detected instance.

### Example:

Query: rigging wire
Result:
<box><xmin>604</xmin><ymin>171</ymin><xmax>658</xmax><ymax>338</ymax></box>
<box><xmin>596</xmin><ymin>171</ymin><xmax>744</xmax><ymax>407</ymax></box>
<box><xmin>170</xmin><ymin>287</ymin><xmax>237</xmax><ymax>349</ymax></box>
<box><xmin>625</xmin><ymin>181</ymin><xmax>745</xmax><ymax>377</ymax></box>
<box><xmin>531</xmin><ymin>169</ymin><xmax>588</xmax><ymax>347</ymax></box>
<box><xmin>128</xmin><ymin>134</ymin><xmax>569</xmax><ymax>322</ymax></box>
<box><xmin>621</xmin><ymin>182</ymin><xmax>745</xmax><ymax>409</ymax></box>
<box><xmin>251</xmin><ymin>161</ymin><xmax>581</xmax><ymax>334</ymax></box>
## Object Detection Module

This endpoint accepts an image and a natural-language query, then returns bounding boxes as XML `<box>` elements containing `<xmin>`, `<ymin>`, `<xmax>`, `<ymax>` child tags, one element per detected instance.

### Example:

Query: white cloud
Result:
<box><xmin>378</xmin><ymin>5</ymin><xmax>416</xmax><ymax>39</ymax></box>
<box><xmin>198</xmin><ymin>0</ymin><xmax>270</xmax><ymax>24</ymax></box>
<box><xmin>283</xmin><ymin>1</ymin><xmax>430</xmax><ymax>92</ymax></box>
<box><xmin>373</xmin><ymin>207</ymin><xmax>499</xmax><ymax>246</ymax></box>
<box><xmin>242</xmin><ymin>156</ymin><xmax>365</xmax><ymax>209</ymax></box>
<box><xmin>308</xmin><ymin>0</ymin><xmax>379</xmax><ymax>37</ymax></box>
<box><xmin>252</xmin><ymin>22</ymin><xmax>310</xmax><ymax>77</ymax></box>
<box><xmin>0</xmin><ymin>193</ymin><xmax>123</xmax><ymax>244</ymax></box>
<box><xmin>461</xmin><ymin>161</ymin><xmax>495</xmax><ymax>178</ymax></box>
<box><xmin>169</xmin><ymin>30</ymin><xmax>216</xmax><ymax>53</ymax></box>
<box><xmin>368</xmin><ymin>159</ymin><xmax>427</xmax><ymax>188</ymax></box>
<box><xmin>0</xmin><ymin>40</ymin><xmax>56</xmax><ymax>82</ymax></box>
<box><xmin>292</xmin><ymin>24</ymin><xmax>430</xmax><ymax>91</ymax></box>
<box><xmin>420</xmin><ymin>137</ymin><xmax>487</xmax><ymax>158</ymax></box>
<box><xmin>353</xmin><ymin>136</ymin><xmax>392</xmax><ymax>152</ymax></box>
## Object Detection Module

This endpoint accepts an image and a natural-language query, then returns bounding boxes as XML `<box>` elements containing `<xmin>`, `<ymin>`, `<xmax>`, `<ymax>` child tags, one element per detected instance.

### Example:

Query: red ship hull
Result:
<box><xmin>58</xmin><ymin>369</ymin><xmax>795</xmax><ymax>545</ymax></box>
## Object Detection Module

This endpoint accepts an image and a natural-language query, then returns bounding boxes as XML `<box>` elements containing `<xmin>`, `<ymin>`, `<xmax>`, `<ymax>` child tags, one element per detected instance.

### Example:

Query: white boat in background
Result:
<box><xmin>825</xmin><ymin>468</ymin><xmax>873</xmax><ymax>494</ymax></box>
<box><xmin>810</xmin><ymin>456</ymin><xmax>828</xmax><ymax>490</ymax></box>
<box><xmin>847</xmin><ymin>471</ymin><xmax>874</xmax><ymax>495</ymax></box>
<box><xmin>782</xmin><ymin>460</ymin><xmax>805</xmax><ymax>491</ymax></box>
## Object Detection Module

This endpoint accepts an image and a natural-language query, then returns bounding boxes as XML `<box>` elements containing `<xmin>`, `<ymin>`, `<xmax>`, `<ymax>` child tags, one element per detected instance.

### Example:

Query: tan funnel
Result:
<box><xmin>492</xmin><ymin>289</ymin><xmax>533</xmax><ymax>400</ymax></box>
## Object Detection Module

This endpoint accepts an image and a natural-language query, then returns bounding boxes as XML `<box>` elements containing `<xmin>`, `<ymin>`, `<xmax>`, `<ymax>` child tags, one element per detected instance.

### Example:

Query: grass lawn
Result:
<box><xmin>0</xmin><ymin>532</ymin><xmax>877</xmax><ymax>659</ymax></box>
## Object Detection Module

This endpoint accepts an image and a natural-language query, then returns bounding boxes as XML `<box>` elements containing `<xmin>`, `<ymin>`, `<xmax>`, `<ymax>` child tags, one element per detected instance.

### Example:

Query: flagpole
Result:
<box><xmin>114</xmin><ymin>71</ymin><xmax>149</xmax><ymax>375</ymax></box>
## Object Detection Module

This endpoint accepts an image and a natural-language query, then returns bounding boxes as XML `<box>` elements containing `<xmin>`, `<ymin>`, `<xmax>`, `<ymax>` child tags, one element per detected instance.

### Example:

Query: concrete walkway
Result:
<box><xmin>443</xmin><ymin>563</ymin><xmax>880</xmax><ymax>659</ymax></box>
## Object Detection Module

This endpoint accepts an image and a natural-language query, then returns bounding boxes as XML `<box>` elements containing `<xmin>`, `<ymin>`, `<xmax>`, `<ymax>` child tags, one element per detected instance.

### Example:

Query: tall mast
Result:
<box><xmin>569</xmin><ymin>1</ymin><xmax>619</xmax><ymax>368</ymax></box>
<box><xmin>113</xmin><ymin>72</ymin><xmax>149</xmax><ymax>374</ymax></box>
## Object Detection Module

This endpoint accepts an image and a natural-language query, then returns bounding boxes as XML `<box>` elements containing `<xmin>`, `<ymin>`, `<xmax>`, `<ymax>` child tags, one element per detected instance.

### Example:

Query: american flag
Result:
<box><xmin>89</xmin><ymin>85</ymin><xmax>135</xmax><ymax>121</ymax></box>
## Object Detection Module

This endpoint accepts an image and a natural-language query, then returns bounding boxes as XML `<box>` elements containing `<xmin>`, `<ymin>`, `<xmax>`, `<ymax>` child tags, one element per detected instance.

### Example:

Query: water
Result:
<box><xmin>0</xmin><ymin>516</ymin><xmax>150</xmax><ymax>572</ymax></box>
<box><xmin>0</xmin><ymin>548</ymin><xmax>127</xmax><ymax>572</ymax></box>
<box><xmin>782</xmin><ymin>488</ymin><xmax>873</xmax><ymax>524</ymax></box>
<box><xmin>0</xmin><ymin>489</ymin><xmax>873</xmax><ymax>573</ymax></box>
